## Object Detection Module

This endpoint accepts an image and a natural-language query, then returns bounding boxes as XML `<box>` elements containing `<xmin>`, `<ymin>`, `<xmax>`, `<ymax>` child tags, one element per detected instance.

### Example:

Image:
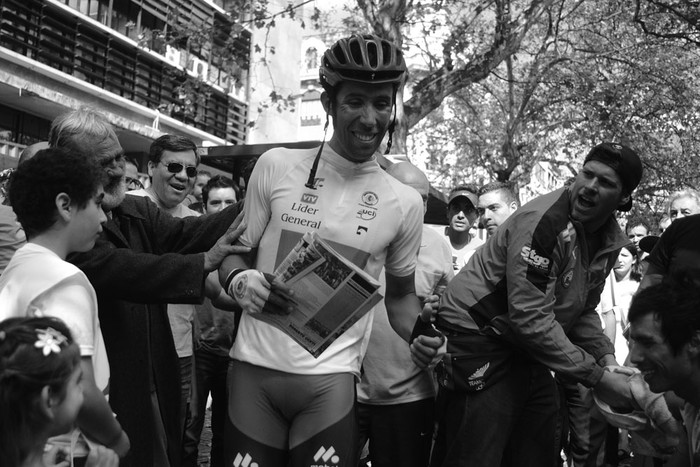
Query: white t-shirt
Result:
<box><xmin>127</xmin><ymin>190</ymin><xmax>201</xmax><ymax>358</ymax></box>
<box><xmin>357</xmin><ymin>226</ymin><xmax>453</xmax><ymax>404</ymax></box>
<box><xmin>231</xmin><ymin>145</ymin><xmax>423</xmax><ymax>377</ymax></box>
<box><xmin>0</xmin><ymin>243</ymin><xmax>109</xmax><ymax>388</ymax></box>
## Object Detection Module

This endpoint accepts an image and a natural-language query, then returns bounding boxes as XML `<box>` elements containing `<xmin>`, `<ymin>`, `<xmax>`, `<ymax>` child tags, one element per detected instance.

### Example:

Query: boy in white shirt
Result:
<box><xmin>0</xmin><ymin>147</ymin><xmax>129</xmax><ymax>462</ymax></box>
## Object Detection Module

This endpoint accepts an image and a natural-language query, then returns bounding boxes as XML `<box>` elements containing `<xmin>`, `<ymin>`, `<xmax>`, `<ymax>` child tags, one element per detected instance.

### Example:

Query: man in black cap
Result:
<box><xmin>430</xmin><ymin>142</ymin><xmax>644</xmax><ymax>467</ymax></box>
<box><xmin>444</xmin><ymin>185</ymin><xmax>482</xmax><ymax>272</ymax></box>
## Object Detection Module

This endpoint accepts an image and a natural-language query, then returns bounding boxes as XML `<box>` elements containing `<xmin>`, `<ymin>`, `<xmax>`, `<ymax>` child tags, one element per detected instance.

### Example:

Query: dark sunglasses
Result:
<box><xmin>161</xmin><ymin>161</ymin><xmax>198</xmax><ymax>178</ymax></box>
<box><xmin>125</xmin><ymin>177</ymin><xmax>144</xmax><ymax>190</ymax></box>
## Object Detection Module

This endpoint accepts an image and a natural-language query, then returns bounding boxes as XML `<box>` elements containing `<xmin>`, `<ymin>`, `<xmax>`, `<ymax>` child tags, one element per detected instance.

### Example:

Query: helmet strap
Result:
<box><xmin>385</xmin><ymin>89</ymin><xmax>399</xmax><ymax>155</ymax></box>
<box><xmin>305</xmin><ymin>112</ymin><xmax>330</xmax><ymax>189</ymax></box>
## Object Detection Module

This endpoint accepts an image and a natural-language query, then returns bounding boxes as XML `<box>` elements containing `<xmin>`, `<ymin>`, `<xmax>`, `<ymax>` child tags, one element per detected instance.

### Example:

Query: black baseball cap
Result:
<box><xmin>583</xmin><ymin>142</ymin><xmax>643</xmax><ymax>212</ymax></box>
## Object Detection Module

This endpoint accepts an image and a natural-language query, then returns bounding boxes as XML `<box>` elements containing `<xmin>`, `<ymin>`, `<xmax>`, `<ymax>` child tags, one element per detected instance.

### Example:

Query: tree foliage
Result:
<box><xmin>346</xmin><ymin>0</ymin><xmax>700</xmax><ymax>217</ymax></box>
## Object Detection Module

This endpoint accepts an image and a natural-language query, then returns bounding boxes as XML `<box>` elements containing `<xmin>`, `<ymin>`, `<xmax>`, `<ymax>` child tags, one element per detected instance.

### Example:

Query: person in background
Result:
<box><xmin>667</xmin><ymin>189</ymin><xmax>700</xmax><ymax>224</ymax></box>
<box><xmin>357</xmin><ymin>162</ymin><xmax>454</xmax><ymax>467</ymax></box>
<box><xmin>187</xmin><ymin>170</ymin><xmax>212</xmax><ymax>214</ymax></box>
<box><xmin>444</xmin><ymin>184</ymin><xmax>482</xmax><ymax>271</ymax></box>
<box><xmin>124</xmin><ymin>156</ymin><xmax>143</xmax><ymax>191</ymax></box>
<box><xmin>477</xmin><ymin>181</ymin><xmax>520</xmax><ymax>237</ymax></box>
<box><xmin>628</xmin><ymin>278</ymin><xmax>700</xmax><ymax>465</ymax></box>
<box><xmin>53</xmin><ymin>106</ymin><xmax>247</xmax><ymax>467</ymax></box>
<box><xmin>128</xmin><ymin>134</ymin><xmax>203</xmax><ymax>437</ymax></box>
<box><xmin>625</xmin><ymin>218</ymin><xmax>649</xmax><ymax>253</ymax></box>
<box><xmin>0</xmin><ymin>147</ymin><xmax>129</xmax><ymax>463</ymax></box>
<box><xmin>182</xmin><ymin>175</ymin><xmax>240</xmax><ymax>467</ymax></box>
<box><xmin>0</xmin><ymin>316</ymin><xmax>120</xmax><ymax>467</ymax></box>
<box><xmin>432</xmin><ymin>142</ymin><xmax>643</xmax><ymax>467</ymax></box>
<box><xmin>0</xmin><ymin>142</ymin><xmax>47</xmax><ymax>274</ymax></box>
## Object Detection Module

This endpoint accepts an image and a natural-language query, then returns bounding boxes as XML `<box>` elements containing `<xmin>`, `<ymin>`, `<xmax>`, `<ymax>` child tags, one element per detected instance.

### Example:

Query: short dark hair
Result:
<box><xmin>628</xmin><ymin>275</ymin><xmax>700</xmax><ymax>355</ymax></box>
<box><xmin>9</xmin><ymin>147</ymin><xmax>102</xmax><ymax>238</ymax></box>
<box><xmin>202</xmin><ymin>175</ymin><xmax>239</xmax><ymax>206</ymax></box>
<box><xmin>149</xmin><ymin>135</ymin><xmax>199</xmax><ymax>165</ymax></box>
<box><xmin>478</xmin><ymin>181</ymin><xmax>520</xmax><ymax>207</ymax></box>
<box><xmin>625</xmin><ymin>216</ymin><xmax>650</xmax><ymax>234</ymax></box>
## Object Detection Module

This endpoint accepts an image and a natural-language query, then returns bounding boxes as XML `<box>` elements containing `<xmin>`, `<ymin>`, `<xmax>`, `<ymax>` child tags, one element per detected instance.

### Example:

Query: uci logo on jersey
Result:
<box><xmin>521</xmin><ymin>246</ymin><xmax>551</xmax><ymax>271</ymax></box>
<box><xmin>357</xmin><ymin>208</ymin><xmax>376</xmax><ymax>221</ymax></box>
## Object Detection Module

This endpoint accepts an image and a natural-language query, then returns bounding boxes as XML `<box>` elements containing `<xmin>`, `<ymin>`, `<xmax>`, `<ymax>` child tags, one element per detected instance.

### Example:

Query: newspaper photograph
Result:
<box><xmin>252</xmin><ymin>232</ymin><xmax>382</xmax><ymax>357</ymax></box>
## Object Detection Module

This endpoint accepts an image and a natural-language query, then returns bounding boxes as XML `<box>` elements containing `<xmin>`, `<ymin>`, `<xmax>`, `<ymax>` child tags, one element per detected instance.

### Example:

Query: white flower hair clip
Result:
<box><xmin>35</xmin><ymin>327</ymin><xmax>68</xmax><ymax>356</ymax></box>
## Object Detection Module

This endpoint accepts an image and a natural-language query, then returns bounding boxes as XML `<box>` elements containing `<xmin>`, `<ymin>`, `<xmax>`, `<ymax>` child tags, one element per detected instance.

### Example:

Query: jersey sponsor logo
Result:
<box><xmin>521</xmin><ymin>246</ymin><xmax>551</xmax><ymax>270</ymax></box>
<box><xmin>291</xmin><ymin>202</ymin><xmax>319</xmax><ymax>215</ymax></box>
<box><xmin>301</xmin><ymin>193</ymin><xmax>318</xmax><ymax>204</ymax></box>
<box><xmin>233</xmin><ymin>453</ymin><xmax>259</xmax><ymax>467</ymax></box>
<box><xmin>561</xmin><ymin>269</ymin><xmax>574</xmax><ymax>288</ymax></box>
<box><xmin>356</xmin><ymin>208</ymin><xmax>376</xmax><ymax>221</ymax></box>
<box><xmin>361</xmin><ymin>191</ymin><xmax>378</xmax><ymax>206</ymax></box>
<box><xmin>467</xmin><ymin>362</ymin><xmax>489</xmax><ymax>391</ymax></box>
<box><xmin>312</xmin><ymin>446</ymin><xmax>340</xmax><ymax>466</ymax></box>
<box><xmin>281</xmin><ymin>212</ymin><xmax>322</xmax><ymax>229</ymax></box>
<box><xmin>356</xmin><ymin>225</ymin><xmax>368</xmax><ymax>235</ymax></box>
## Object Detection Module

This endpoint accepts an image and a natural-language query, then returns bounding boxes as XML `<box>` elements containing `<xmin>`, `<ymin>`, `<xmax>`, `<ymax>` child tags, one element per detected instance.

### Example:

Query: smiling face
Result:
<box><xmin>629</xmin><ymin>312</ymin><xmax>695</xmax><ymax>394</ymax></box>
<box><xmin>569</xmin><ymin>161</ymin><xmax>626</xmax><ymax>232</ymax></box>
<box><xmin>69</xmin><ymin>187</ymin><xmax>107</xmax><ymax>253</ymax></box>
<box><xmin>148</xmin><ymin>149</ymin><xmax>198</xmax><ymax>209</ymax></box>
<box><xmin>478</xmin><ymin>190</ymin><xmax>518</xmax><ymax>235</ymax></box>
<box><xmin>325</xmin><ymin>82</ymin><xmax>394</xmax><ymax>163</ymax></box>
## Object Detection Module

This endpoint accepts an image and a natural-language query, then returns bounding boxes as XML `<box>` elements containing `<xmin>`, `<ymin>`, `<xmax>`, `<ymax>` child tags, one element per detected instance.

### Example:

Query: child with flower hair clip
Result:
<box><xmin>0</xmin><ymin>316</ymin><xmax>119</xmax><ymax>467</ymax></box>
<box><xmin>0</xmin><ymin>148</ymin><xmax>129</xmax><ymax>464</ymax></box>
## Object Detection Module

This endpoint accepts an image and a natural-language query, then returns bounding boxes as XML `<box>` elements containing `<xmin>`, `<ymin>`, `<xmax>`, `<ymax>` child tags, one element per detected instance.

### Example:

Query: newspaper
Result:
<box><xmin>251</xmin><ymin>231</ymin><xmax>382</xmax><ymax>358</ymax></box>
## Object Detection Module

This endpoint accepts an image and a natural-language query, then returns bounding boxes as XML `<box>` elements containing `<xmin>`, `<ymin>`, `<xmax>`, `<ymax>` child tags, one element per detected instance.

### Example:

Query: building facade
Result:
<box><xmin>0</xmin><ymin>0</ymin><xmax>251</xmax><ymax>168</ymax></box>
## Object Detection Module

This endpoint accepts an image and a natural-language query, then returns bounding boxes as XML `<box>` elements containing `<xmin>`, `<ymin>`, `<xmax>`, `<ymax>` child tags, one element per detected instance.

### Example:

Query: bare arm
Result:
<box><xmin>77</xmin><ymin>358</ymin><xmax>130</xmax><ymax>457</ymax></box>
<box><xmin>386</xmin><ymin>272</ymin><xmax>445</xmax><ymax>368</ymax></box>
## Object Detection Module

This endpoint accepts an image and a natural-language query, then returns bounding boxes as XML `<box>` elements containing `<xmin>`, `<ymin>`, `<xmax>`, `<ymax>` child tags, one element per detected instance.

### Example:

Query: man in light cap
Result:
<box><xmin>444</xmin><ymin>185</ymin><xmax>482</xmax><ymax>272</ymax></box>
<box><xmin>430</xmin><ymin>142</ymin><xmax>644</xmax><ymax>467</ymax></box>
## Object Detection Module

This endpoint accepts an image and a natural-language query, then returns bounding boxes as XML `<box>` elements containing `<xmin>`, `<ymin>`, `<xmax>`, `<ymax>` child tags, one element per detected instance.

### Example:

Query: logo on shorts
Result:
<box><xmin>312</xmin><ymin>446</ymin><xmax>339</xmax><ymax>467</ymax></box>
<box><xmin>521</xmin><ymin>246</ymin><xmax>551</xmax><ymax>271</ymax></box>
<box><xmin>356</xmin><ymin>226</ymin><xmax>368</xmax><ymax>235</ymax></box>
<box><xmin>233</xmin><ymin>452</ymin><xmax>259</xmax><ymax>467</ymax></box>
<box><xmin>361</xmin><ymin>191</ymin><xmax>378</xmax><ymax>206</ymax></box>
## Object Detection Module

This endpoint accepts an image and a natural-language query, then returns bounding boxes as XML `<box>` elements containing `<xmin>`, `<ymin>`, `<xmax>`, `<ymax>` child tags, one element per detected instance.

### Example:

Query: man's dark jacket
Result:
<box><xmin>70</xmin><ymin>195</ymin><xmax>242</xmax><ymax>467</ymax></box>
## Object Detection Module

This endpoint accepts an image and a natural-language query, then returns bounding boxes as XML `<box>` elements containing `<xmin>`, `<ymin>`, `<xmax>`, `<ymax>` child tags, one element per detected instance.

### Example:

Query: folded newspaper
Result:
<box><xmin>252</xmin><ymin>231</ymin><xmax>383</xmax><ymax>358</ymax></box>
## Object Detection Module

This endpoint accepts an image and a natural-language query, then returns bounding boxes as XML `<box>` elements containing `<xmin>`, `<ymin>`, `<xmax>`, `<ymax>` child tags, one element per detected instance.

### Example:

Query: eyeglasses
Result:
<box><xmin>161</xmin><ymin>161</ymin><xmax>198</xmax><ymax>178</ymax></box>
<box><xmin>125</xmin><ymin>177</ymin><xmax>144</xmax><ymax>190</ymax></box>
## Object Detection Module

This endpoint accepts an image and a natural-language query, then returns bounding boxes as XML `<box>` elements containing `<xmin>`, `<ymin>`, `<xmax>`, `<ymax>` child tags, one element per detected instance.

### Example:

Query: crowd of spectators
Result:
<box><xmin>2</xmin><ymin>33</ymin><xmax>700</xmax><ymax>467</ymax></box>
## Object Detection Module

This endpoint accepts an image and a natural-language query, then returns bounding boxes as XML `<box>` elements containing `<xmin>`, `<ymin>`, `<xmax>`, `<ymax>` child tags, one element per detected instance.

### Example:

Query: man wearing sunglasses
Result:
<box><xmin>128</xmin><ymin>134</ymin><xmax>203</xmax><ymax>437</ymax></box>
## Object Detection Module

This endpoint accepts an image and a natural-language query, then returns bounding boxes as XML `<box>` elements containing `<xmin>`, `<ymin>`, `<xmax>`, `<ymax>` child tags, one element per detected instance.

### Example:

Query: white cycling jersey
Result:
<box><xmin>231</xmin><ymin>145</ymin><xmax>423</xmax><ymax>377</ymax></box>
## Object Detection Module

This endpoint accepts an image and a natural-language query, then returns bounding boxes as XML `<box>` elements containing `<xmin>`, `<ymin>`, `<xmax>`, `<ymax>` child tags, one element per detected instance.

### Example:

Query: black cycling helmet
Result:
<box><xmin>305</xmin><ymin>35</ymin><xmax>407</xmax><ymax>189</ymax></box>
<box><xmin>319</xmin><ymin>34</ymin><xmax>408</xmax><ymax>90</ymax></box>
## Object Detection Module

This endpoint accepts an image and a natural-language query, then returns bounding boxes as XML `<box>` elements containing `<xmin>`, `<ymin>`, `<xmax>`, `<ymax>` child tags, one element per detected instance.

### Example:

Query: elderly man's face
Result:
<box><xmin>669</xmin><ymin>196</ymin><xmax>700</xmax><ymax>223</ymax></box>
<box><xmin>94</xmin><ymin>131</ymin><xmax>126</xmax><ymax>211</ymax></box>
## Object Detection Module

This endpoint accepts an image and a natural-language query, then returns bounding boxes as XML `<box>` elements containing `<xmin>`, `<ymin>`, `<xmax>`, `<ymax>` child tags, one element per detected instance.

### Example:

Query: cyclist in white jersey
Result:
<box><xmin>218</xmin><ymin>34</ymin><xmax>445</xmax><ymax>467</ymax></box>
